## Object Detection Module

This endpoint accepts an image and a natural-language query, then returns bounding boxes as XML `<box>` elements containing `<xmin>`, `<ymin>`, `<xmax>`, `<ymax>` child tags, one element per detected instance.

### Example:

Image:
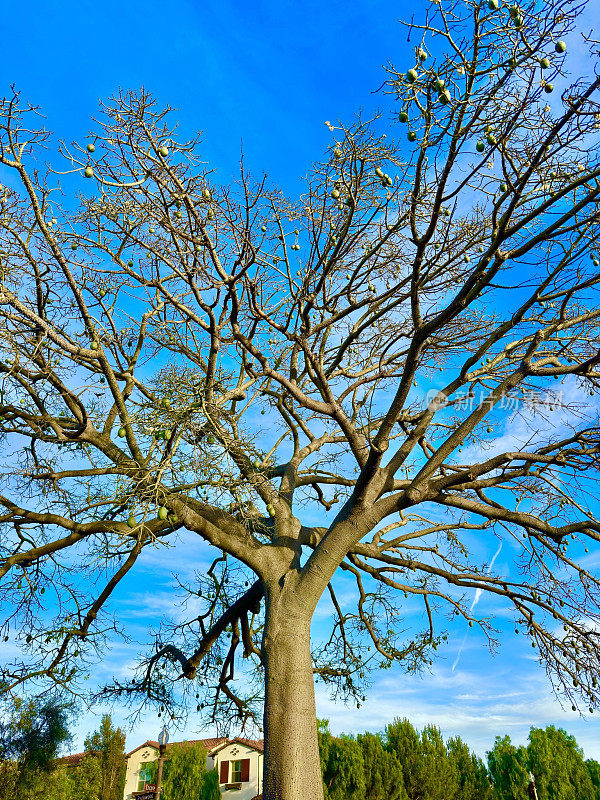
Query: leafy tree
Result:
<box><xmin>446</xmin><ymin>735</ymin><xmax>493</xmax><ymax>800</ymax></box>
<box><xmin>28</xmin><ymin>764</ymin><xmax>71</xmax><ymax>800</ymax></box>
<box><xmin>527</xmin><ymin>725</ymin><xmax>595</xmax><ymax>800</ymax></box>
<box><xmin>487</xmin><ymin>735</ymin><xmax>530</xmax><ymax>800</ymax></box>
<box><xmin>586</xmin><ymin>759</ymin><xmax>600</xmax><ymax>800</ymax></box>
<box><xmin>356</xmin><ymin>731</ymin><xmax>407</xmax><ymax>800</ymax></box>
<box><xmin>153</xmin><ymin>742</ymin><xmax>211</xmax><ymax>800</ymax></box>
<box><xmin>199</xmin><ymin>767</ymin><xmax>221</xmax><ymax>800</ymax></box>
<box><xmin>83</xmin><ymin>714</ymin><xmax>126</xmax><ymax>800</ymax></box>
<box><xmin>0</xmin><ymin>693</ymin><xmax>73</xmax><ymax>799</ymax></box>
<box><xmin>318</xmin><ymin>721</ymin><xmax>365</xmax><ymax>800</ymax></box>
<box><xmin>419</xmin><ymin>724</ymin><xmax>459</xmax><ymax>800</ymax></box>
<box><xmin>65</xmin><ymin>753</ymin><xmax>103</xmax><ymax>800</ymax></box>
<box><xmin>2</xmin><ymin>0</ymin><xmax>600</xmax><ymax>797</ymax></box>
<box><xmin>386</xmin><ymin>718</ymin><xmax>424</xmax><ymax>800</ymax></box>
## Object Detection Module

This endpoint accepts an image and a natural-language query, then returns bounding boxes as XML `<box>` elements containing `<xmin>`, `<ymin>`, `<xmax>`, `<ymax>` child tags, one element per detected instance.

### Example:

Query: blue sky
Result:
<box><xmin>3</xmin><ymin>0</ymin><xmax>600</xmax><ymax>766</ymax></box>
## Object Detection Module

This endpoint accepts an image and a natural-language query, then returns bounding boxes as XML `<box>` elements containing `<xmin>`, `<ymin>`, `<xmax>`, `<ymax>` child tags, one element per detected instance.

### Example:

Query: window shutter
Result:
<box><xmin>241</xmin><ymin>758</ymin><xmax>250</xmax><ymax>782</ymax></box>
<box><xmin>220</xmin><ymin>760</ymin><xmax>229</xmax><ymax>783</ymax></box>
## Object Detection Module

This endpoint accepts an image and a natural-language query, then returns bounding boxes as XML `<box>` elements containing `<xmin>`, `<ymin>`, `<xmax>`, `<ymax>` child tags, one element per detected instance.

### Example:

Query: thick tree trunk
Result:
<box><xmin>262</xmin><ymin>597</ymin><xmax>323</xmax><ymax>800</ymax></box>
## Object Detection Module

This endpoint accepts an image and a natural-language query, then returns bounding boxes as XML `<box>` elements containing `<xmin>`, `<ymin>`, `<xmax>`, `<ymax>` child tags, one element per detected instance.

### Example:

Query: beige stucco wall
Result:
<box><xmin>213</xmin><ymin>742</ymin><xmax>262</xmax><ymax>800</ymax></box>
<box><xmin>123</xmin><ymin>744</ymin><xmax>159</xmax><ymax>800</ymax></box>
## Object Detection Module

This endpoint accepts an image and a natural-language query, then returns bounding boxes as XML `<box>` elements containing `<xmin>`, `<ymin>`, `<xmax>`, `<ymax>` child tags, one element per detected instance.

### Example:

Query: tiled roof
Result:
<box><xmin>210</xmin><ymin>737</ymin><xmax>264</xmax><ymax>755</ymax></box>
<box><xmin>56</xmin><ymin>751</ymin><xmax>87</xmax><ymax>766</ymax></box>
<box><xmin>231</xmin><ymin>737</ymin><xmax>264</xmax><ymax>753</ymax></box>
<box><xmin>126</xmin><ymin>737</ymin><xmax>228</xmax><ymax>758</ymax></box>
<box><xmin>55</xmin><ymin>749</ymin><xmax>100</xmax><ymax>766</ymax></box>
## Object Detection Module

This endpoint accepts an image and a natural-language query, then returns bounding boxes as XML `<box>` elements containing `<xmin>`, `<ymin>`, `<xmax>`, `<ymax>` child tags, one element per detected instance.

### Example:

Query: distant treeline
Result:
<box><xmin>318</xmin><ymin>718</ymin><xmax>600</xmax><ymax>800</ymax></box>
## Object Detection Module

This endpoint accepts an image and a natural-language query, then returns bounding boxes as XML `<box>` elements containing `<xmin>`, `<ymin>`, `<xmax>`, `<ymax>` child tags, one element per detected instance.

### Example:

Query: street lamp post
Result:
<box><xmin>155</xmin><ymin>725</ymin><xmax>169</xmax><ymax>800</ymax></box>
<box><xmin>527</xmin><ymin>771</ymin><xmax>539</xmax><ymax>800</ymax></box>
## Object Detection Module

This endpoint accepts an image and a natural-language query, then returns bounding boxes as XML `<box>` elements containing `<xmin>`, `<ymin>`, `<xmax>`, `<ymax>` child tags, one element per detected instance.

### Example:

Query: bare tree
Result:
<box><xmin>1</xmin><ymin>0</ymin><xmax>600</xmax><ymax>797</ymax></box>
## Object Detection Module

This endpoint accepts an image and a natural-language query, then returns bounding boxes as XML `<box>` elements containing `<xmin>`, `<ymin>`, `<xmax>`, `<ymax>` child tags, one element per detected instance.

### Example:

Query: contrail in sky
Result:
<box><xmin>451</xmin><ymin>540</ymin><xmax>503</xmax><ymax>672</ymax></box>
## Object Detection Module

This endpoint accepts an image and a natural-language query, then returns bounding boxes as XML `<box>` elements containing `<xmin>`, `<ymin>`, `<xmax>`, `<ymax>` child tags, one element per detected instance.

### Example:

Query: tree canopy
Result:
<box><xmin>0</xmin><ymin>692</ymin><xmax>73</xmax><ymax>800</ymax></box>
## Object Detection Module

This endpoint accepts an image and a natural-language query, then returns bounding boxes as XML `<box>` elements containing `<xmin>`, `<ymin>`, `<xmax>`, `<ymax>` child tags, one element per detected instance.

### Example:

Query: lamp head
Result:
<box><xmin>158</xmin><ymin>725</ymin><xmax>169</xmax><ymax>747</ymax></box>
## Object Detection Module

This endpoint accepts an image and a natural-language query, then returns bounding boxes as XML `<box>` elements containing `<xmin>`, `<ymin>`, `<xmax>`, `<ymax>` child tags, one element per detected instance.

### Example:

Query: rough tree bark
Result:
<box><xmin>262</xmin><ymin>592</ymin><xmax>322</xmax><ymax>800</ymax></box>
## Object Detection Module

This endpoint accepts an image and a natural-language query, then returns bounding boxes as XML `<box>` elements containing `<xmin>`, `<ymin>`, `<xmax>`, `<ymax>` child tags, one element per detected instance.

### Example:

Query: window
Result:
<box><xmin>137</xmin><ymin>763</ymin><xmax>153</xmax><ymax>792</ymax></box>
<box><xmin>220</xmin><ymin>757</ymin><xmax>250</xmax><ymax>785</ymax></box>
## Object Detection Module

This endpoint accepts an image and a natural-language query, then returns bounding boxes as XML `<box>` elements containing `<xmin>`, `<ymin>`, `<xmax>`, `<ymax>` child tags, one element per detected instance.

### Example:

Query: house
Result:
<box><xmin>211</xmin><ymin>738</ymin><xmax>264</xmax><ymax>800</ymax></box>
<box><xmin>123</xmin><ymin>735</ymin><xmax>264</xmax><ymax>800</ymax></box>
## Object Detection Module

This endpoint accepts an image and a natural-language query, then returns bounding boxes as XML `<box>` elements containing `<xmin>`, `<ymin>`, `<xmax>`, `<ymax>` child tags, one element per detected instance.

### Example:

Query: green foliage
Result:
<box><xmin>419</xmin><ymin>724</ymin><xmax>460</xmax><ymax>800</ymax></box>
<box><xmin>318</xmin><ymin>721</ymin><xmax>365</xmax><ymax>800</ymax></box>
<box><xmin>446</xmin><ymin>736</ymin><xmax>493</xmax><ymax>800</ymax></box>
<box><xmin>151</xmin><ymin>742</ymin><xmax>212</xmax><ymax>800</ymax></box>
<box><xmin>66</xmin><ymin>753</ymin><xmax>102</xmax><ymax>800</ymax></box>
<box><xmin>385</xmin><ymin>718</ymin><xmax>425</xmax><ymax>800</ymax></box>
<box><xmin>28</xmin><ymin>764</ymin><xmax>71</xmax><ymax>800</ymax></box>
<box><xmin>320</xmin><ymin>718</ymin><xmax>494</xmax><ymax>800</ymax></box>
<box><xmin>83</xmin><ymin>715</ymin><xmax>126</xmax><ymax>800</ymax></box>
<box><xmin>356</xmin><ymin>731</ymin><xmax>407</xmax><ymax>800</ymax></box>
<box><xmin>199</xmin><ymin>768</ymin><xmax>221</xmax><ymax>800</ymax></box>
<box><xmin>527</xmin><ymin>726</ymin><xmax>595</xmax><ymax>800</ymax></box>
<box><xmin>0</xmin><ymin>693</ymin><xmax>73</xmax><ymax>800</ymax></box>
<box><xmin>487</xmin><ymin>735</ymin><xmax>530</xmax><ymax>800</ymax></box>
<box><xmin>586</xmin><ymin>759</ymin><xmax>600</xmax><ymax>800</ymax></box>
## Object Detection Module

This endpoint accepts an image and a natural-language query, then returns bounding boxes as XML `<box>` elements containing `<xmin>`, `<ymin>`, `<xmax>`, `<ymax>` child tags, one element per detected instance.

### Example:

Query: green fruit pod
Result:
<box><xmin>544</xmin><ymin>83</ymin><xmax>554</xmax><ymax>94</ymax></box>
<box><xmin>331</xmin><ymin>188</ymin><xmax>340</xmax><ymax>199</ymax></box>
<box><xmin>417</xmin><ymin>49</ymin><xmax>427</xmax><ymax>61</ymax></box>
<box><xmin>90</xmin><ymin>341</ymin><xmax>99</xmax><ymax>351</ymax></box>
<box><xmin>159</xmin><ymin>146</ymin><xmax>169</xmax><ymax>157</ymax></box>
<box><xmin>87</xmin><ymin>143</ymin><xmax>95</xmax><ymax>153</ymax></box>
<box><xmin>399</xmin><ymin>111</ymin><xmax>409</xmax><ymax>123</ymax></box>
<box><xmin>84</xmin><ymin>166</ymin><xmax>94</xmax><ymax>178</ymax></box>
<box><xmin>555</xmin><ymin>40</ymin><xmax>566</xmax><ymax>53</ymax></box>
<box><xmin>476</xmin><ymin>141</ymin><xmax>485</xmax><ymax>152</ymax></box>
<box><xmin>202</xmin><ymin>188</ymin><xmax>211</xmax><ymax>200</ymax></box>
<box><xmin>127</xmin><ymin>515</ymin><xmax>136</xmax><ymax>528</ymax></box>
<box><xmin>406</xmin><ymin>69</ymin><xmax>419</xmax><ymax>83</ymax></box>
<box><xmin>266</xmin><ymin>504</ymin><xmax>275</xmax><ymax>517</ymax></box>
<box><xmin>540</xmin><ymin>57</ymin><xmax>550</xmax><ymax>69</ymax></box>
<box><xmin>487</xmin><ymin>0</ymin><xmax>499</xmax><ymax>9</ymax></box>
<box><xmin>118</xmin><ymin>427</ymin><xmax>126</xmax><ymax>438</ymax></box>
<box><xmin>157</xmin><ymin>506</ymin><xmax>168</xmax><ymax>520</ymax></box>
<box><xmin>407</xmin><ymin>131</ymin><xmax>417</xmax><ymax>142</ymax></box>
<box><xmin>438</xmin><ymin>90</ymin><xmax>451</xmax><ymax>105</ymax></box>
<box><xmin>500</xmin><ymin>182</ymin><xmax>508</xmax><ymax>192</ymax></box>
